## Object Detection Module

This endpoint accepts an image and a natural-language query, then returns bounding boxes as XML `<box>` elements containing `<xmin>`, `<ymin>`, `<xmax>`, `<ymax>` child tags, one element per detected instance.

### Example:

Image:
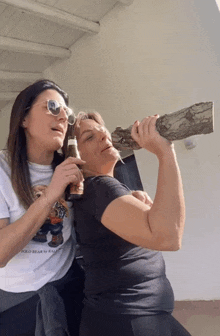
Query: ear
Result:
<box><xmin>22</xmin><ymin>118</ymin><xmax>27</xmax><ymax>128</ymax></box>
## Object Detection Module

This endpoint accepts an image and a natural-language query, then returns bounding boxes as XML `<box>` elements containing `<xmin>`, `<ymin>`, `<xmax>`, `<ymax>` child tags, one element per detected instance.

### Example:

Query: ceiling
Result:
<box><xmin>0</xmin><ymin>0</ymin><xmax>133</xmax><ymax>110</ymax></box>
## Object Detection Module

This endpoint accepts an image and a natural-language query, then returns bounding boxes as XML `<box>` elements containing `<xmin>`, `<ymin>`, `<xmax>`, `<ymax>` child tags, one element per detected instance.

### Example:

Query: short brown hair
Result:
<box><xmin>73</xmin><ymin>110</ymin><xmax>105</xmax><ymax>139</ymax></box>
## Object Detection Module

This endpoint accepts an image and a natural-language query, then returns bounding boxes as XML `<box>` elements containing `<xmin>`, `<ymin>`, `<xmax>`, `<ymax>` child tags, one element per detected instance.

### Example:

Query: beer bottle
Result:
<box><xmin>66</xmin><ymin>135</ymin><xmax>84</xmax><ymax>200</ymax></box>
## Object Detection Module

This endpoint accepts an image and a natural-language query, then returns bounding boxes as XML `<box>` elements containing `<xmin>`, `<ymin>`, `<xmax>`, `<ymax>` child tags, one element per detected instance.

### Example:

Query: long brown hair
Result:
<box><xmin>6</xmin><ymin>79</ymin><xmax>70</xmax><ymax>209</ymax></box>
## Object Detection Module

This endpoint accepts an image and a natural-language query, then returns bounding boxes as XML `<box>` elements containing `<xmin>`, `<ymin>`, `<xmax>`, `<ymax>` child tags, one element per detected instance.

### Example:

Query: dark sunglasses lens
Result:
<box><xmin>48</xmin><ymin>100</ymin><xmax>60</xmax><ymax>116</ymax></box>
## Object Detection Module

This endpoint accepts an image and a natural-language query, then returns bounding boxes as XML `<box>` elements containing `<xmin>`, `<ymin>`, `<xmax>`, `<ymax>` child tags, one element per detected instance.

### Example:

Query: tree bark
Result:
<box><xmin>111</xmin><ymin>101</ymin><xmax>214</xmax><ymax>151</ymax></box>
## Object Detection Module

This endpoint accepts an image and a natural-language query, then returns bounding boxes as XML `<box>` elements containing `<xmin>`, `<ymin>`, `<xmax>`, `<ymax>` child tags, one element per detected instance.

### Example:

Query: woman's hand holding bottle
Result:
<box><xmin>45</xmin><ymin>157</ymin><xmax>85</xmax><ymax>205</ymax></box>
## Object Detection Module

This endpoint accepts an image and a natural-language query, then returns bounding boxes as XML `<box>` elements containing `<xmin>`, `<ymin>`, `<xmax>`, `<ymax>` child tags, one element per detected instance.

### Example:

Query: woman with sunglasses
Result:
<box><xmin>0</xmin><ymin>79</ymin><xmax>85</xmax><ymax>335</ymax></box>
<box><xmin>72</xmin><ymin>111</ymin><xmax>191</xmax><ymax>336</ymax></box>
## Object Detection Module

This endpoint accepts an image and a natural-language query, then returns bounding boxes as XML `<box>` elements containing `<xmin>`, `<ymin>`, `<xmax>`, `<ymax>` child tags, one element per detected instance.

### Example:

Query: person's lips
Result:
<box><xmin>51</xmin><ymin>125</ymin><xmax>64</xmax><ymax>134</ymax></box>
<box><xmin>101</xmin><ymin>145</ymin><xmax>112</xmax><ymax>152</ymax></box>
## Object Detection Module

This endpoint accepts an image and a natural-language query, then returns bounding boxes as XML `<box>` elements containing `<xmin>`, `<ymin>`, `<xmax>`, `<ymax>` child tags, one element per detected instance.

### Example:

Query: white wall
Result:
<box><xmin>26</xmin><ymin>0</ymin><xmax>220</xmax><ymax>300</ymax></box>
<box><xmin>0</xmin><ymin>102</ymin><xmax>12</xmax><ymax>150</ymax></box>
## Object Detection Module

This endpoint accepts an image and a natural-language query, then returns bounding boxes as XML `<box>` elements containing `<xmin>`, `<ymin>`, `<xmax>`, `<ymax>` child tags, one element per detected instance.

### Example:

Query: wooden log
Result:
<box><xmin>111</xmin><ymin>101</ymin><xmax>214</xmax><ymax>151</ymax></box>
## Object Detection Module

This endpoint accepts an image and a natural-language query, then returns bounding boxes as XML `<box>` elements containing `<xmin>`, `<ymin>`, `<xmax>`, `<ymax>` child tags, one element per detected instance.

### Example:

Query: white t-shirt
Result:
<box><xmin>0</xmin><ymin>150</ymin><xmax>76</xmax><ymax>293</ymax></box>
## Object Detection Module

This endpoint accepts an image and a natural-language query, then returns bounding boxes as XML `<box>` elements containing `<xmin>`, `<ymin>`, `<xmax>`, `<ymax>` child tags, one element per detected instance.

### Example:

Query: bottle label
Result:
<box><xmin>70</xmin><ymin>182</ymin><xmax>84</xmax><ymax>195</ymax></box>
<box><xmin>68</xmin><ymin>138</ymin><xmax>77</xmax><ymax>146</ymax></box>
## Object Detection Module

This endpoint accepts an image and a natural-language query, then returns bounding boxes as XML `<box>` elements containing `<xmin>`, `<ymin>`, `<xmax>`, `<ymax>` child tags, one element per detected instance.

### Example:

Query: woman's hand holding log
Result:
<box><xmin>131</xmin><ymin>115</ymin><xmax>174</xmax><ymax>159</ymax></box>
<box><xmin>111</xmin><ymin>101</ymin><xmax>214</xmax><ymax>151</ymax></box>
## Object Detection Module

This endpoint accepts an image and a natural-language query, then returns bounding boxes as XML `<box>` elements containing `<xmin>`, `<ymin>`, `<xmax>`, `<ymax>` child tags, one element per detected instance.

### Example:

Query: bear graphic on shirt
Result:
<box><xmin>32</xmin><ymin>185</ymin><xmax>69</xmax><ymax>248</ymax></box>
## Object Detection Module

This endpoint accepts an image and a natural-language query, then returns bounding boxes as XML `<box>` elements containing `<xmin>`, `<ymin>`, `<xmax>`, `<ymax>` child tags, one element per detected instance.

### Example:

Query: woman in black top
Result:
<box><xmin>73</xmin><ymin>111</ymin><xmax>191</xmax><ymax>336</ymax></box>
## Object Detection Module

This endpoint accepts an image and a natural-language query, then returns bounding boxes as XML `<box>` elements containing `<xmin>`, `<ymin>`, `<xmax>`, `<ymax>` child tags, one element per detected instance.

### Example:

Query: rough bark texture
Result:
<box><xmin>111</xmin><ymin>101</ymin><xmax>214</xmax><ymax>151</ymax></box>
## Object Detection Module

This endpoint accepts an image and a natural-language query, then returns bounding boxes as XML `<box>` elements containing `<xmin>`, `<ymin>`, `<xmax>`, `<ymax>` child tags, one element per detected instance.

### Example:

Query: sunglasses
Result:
<box><xmin>26</xmin><ymin>99</ymin><xmax>76</xmax><ymax>125</ymax></box>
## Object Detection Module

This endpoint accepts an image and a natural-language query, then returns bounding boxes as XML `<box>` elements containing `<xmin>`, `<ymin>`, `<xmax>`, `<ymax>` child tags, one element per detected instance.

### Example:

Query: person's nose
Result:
<box><xmin>98</xmin><ymin>127</ymin><xmax>107</xmax><ymax>141</ymax></box>
<box><xmin>57</xmin><ymin>106</ymin><xmax>68</xmax><ymax>123</ymax></box>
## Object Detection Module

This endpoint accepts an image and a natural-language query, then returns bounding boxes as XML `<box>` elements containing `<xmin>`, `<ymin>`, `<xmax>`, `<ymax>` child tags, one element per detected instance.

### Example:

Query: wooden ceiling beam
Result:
<box><xmin>0</xmin><ymin>36</ymin><xmax>70</xmax><ymax>58</ymax></box>
<box><xmin>0</xmin><ymin>70</ymin><xmax>42</xmax><ymax>82</ymax></box>
<box><xmin>0</xmin><ymin>0</ymin><xmax>100</xmax><ymax>34</ymax></box>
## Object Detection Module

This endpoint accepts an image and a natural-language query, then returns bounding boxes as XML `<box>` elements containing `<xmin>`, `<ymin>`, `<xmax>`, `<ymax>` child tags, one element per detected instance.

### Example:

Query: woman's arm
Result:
<box><xmin>101</xmin><ymin>116</ymin><xmax>185</xmax><ymax>251</ymax></box>
<box><xmin>131</xmin><ymin>190</ymin><xmax>153</xmax><ymax>207</ymax></box>
<box><xmin>0</xmin><ymin>157</ymin><xmax>84</xmax><ymax>267</ymax></box>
